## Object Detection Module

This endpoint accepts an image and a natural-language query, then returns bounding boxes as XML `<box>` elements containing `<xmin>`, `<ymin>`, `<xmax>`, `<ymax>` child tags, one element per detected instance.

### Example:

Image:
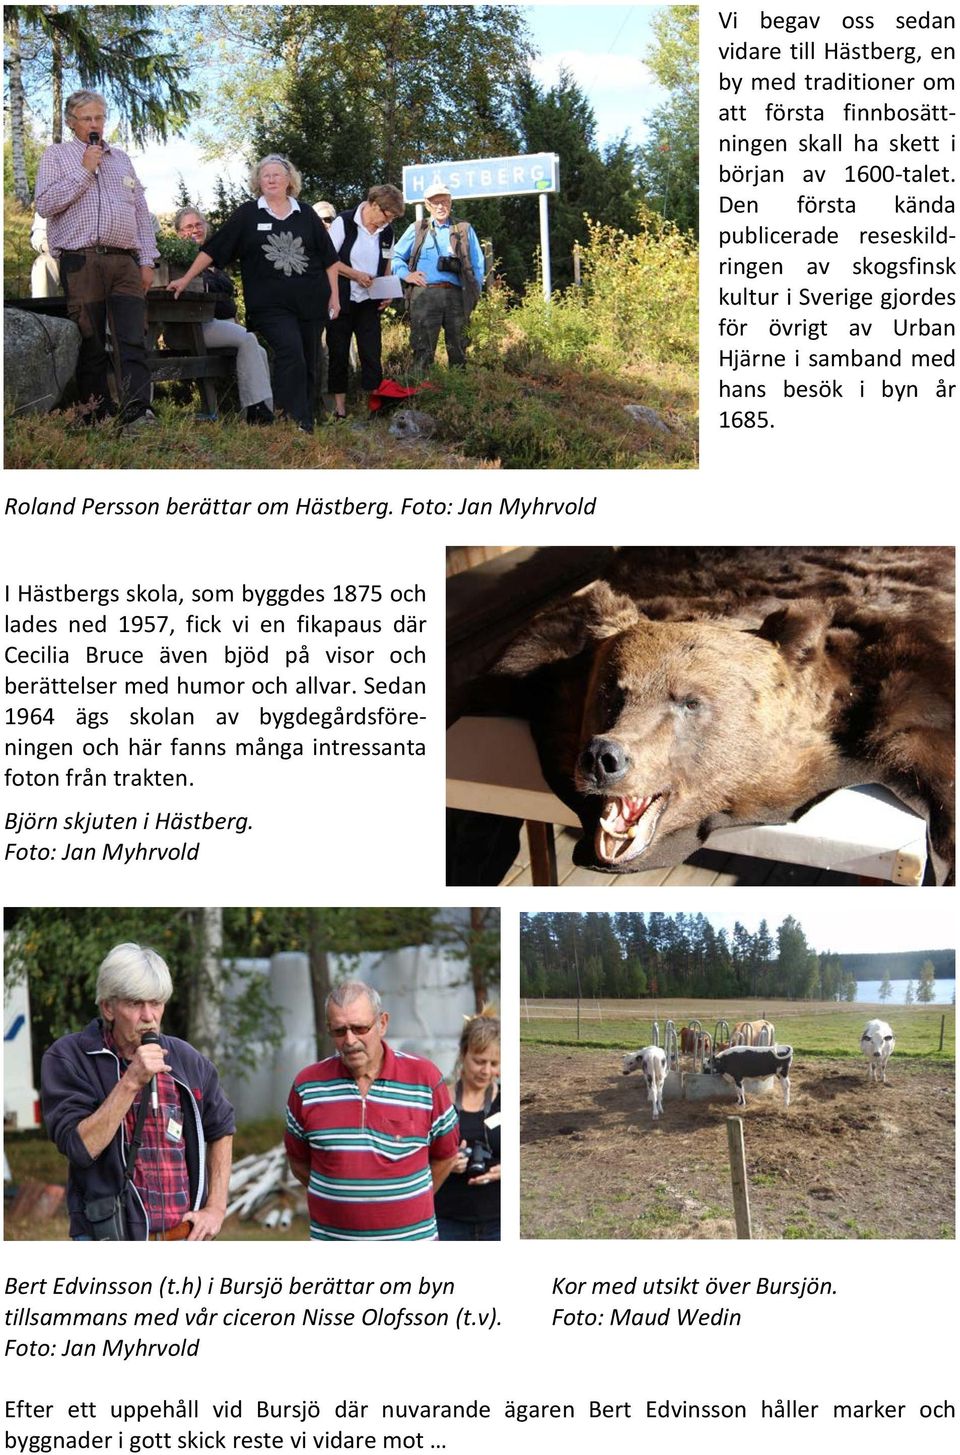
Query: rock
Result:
<box><xmin>389</xmin><ymin>408</ymin><xmax>437</xmax><ymax>441</ymax></box>
<box><xmin>624</xmin><ymin>403</ymin><xmax>672</xmax><ymax>434</ymax></box>
<box><xmin>4</xmin><ymin>307</ymin><xmax>80</xmax><ymax>413</ymax></box>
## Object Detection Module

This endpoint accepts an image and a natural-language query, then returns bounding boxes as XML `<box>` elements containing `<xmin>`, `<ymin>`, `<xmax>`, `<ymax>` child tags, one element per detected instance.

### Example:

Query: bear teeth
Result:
<box><xmin>596</xmin><ymin>793</ymin><xmax>667</xmax><ymax>864</ymax></box>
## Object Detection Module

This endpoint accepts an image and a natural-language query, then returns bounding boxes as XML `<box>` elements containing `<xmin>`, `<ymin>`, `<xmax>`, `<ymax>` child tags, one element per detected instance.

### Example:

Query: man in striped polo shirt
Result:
<box><xmin>285</xmin><ymin>981</ymin><xmax>460</xmax><ymax>1241</ymax></box>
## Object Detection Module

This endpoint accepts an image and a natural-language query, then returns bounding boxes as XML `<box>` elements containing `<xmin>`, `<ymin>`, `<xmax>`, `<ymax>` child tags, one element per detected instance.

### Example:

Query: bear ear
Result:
<box><xmin>494</xmin><ymin>582</ymin><xmax>642</xmax><ymax>678</ymax></box>
<box><xmin>757</xmin><ymin>602</ymin><xmax>829</xmax><ymax>667</ymax></box>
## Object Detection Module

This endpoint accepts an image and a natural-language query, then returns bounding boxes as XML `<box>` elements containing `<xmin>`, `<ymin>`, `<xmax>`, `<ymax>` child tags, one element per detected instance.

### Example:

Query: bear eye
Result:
<box><xmin>682</xmin><ymin>696</ymin><xmax>701</xmax><ymax>712</ymax></box>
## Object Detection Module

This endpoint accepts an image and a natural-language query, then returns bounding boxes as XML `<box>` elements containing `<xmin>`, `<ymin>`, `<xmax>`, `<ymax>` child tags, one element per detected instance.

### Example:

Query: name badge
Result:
<box><xmin>381</xmin><ymin>245</ymin><xmax>393</xmax><ymax>258</ymax></box>
<box><xmin>122</xmin><ymin>175</ymin><xmax>137</xmax><ymax>190</ymax></box>
<box><xmin>166</xmin><ymin>1117</ymin><xmax>183</xmax><ymax>1142</ymax></box>
<box><xmin>257</xmin><ymin>222</ymin><xmax>274</xmax><ymax>231</ymax></box>
<box><xmin>485</xmin><ymin>1112</ymin><xmax>502</xmax><ymax>1131</ymax></box>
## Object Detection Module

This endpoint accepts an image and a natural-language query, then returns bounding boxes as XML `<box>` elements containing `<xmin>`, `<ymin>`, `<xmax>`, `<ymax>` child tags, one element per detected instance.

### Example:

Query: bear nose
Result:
<box><xmin>579</xmin><ymin>736</ymin><xmax>630</xmax><ymax>787</ymax></box>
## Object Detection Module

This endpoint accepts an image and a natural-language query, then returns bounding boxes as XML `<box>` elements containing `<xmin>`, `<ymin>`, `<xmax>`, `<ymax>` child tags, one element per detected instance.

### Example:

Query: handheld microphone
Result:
<box><xmin>88</xmin><ymin>131</ymin><xmax>101</xmax><ymax>146</ymax></box>
<box><xmin>141</xmin><ymin>1030</ymin><xmax>161</xmax><ymax>1113</ymax></box>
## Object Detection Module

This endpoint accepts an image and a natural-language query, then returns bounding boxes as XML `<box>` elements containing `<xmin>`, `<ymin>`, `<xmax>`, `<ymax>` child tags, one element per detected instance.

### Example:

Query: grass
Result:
<box><xmin>525</xmin><ymin>1181</ymin><xmax>687</xmax><ymax>1240</ymax></box>
<box><xmin>3</xmin><ymin>394</ymin><xmax>484</xmax><ymax>470</ymax></box>
<box><xmin>783</xmin><ymin>1215</ymin><xmax>831</xmax><ymax>1240</ymax></box>
<box><xmin>520</xmin><ymin>997</ymin><xmax>955</xmax><ymax>1060</ymax></box>
<box><xmin>842</xmin><ymin>1217</ymin><xmax>881</xmax><ymax>1239</ymax></box>
<box><xmin>4</xmin><ymin>204</ymin><xmax>698</xmax><ymax>471</ymax></box>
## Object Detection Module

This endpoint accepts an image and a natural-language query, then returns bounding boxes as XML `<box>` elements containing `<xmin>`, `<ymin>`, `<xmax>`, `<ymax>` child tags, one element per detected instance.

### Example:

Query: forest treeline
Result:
<box><xmin>519</xmin><ymin>912</ymin><xmax>949</xmax><ymax>1003</ymax></box>
<box><xmin>834</xmin><ymin>949</ymin><xmax>954</xmax><ymax>980</ymax></box>
<box><xmin>5</xmin><ymin>6</ymin><xmax>699</xmax><ymax>295</ymax></box>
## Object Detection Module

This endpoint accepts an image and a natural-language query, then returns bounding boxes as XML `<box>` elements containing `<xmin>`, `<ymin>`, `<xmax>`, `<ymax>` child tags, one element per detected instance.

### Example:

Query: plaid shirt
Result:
<box><xmin>103</xmin><ymin>1028</ymin><xmax>191</xmax><ymax>1231</ymax></box>
<box><xmin>34</xmin><ymin>137</ymin><xmax>158</xmax><ymax>265</ymax></box>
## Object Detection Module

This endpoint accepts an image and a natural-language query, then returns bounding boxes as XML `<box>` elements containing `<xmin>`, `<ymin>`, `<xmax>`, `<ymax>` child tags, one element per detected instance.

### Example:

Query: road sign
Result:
<box><xmin>402</xmin><ymin>153</ymin><xmax>561</xmax><ymax>301</ymax></box>
<box><xmin>402</xmin><ymin>152</ymin><xmax>560</xmax><ymax>203</ymax></box>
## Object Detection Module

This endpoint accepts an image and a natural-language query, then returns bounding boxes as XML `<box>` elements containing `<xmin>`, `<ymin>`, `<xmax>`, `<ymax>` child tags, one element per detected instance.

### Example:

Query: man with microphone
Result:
<box><xmin>34</xmin><ymin>90</ymin><xmax>158</xmax><ymax>429</ymax></box>
<box><xmin>41</xmin><ymin>943</ymin><xmax>235</xmax><ymax>1241</ymax></box>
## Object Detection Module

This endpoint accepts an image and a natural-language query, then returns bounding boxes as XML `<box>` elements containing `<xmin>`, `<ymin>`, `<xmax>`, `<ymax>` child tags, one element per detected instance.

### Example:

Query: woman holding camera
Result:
<box><xmin>435</xmin><ymin>1007</ymin><xmax>500</xmax><ymax>1242</ymax></box>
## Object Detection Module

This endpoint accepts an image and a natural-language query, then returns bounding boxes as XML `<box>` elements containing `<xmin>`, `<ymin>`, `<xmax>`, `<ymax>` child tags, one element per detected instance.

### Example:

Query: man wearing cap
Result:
<box><xmin>313</xmin><ymin>200</ymin><xmax>337</xmax><ymax>230</ymax></box>
<box><xmin>392</xmin><ymin>185</ymin><xmax>485</xmax><ymax>372</ymax></box>
<box><xmin>34</xmin><ymin>90</ymin><xmax>158</xmax><ymax>428</ymax></box>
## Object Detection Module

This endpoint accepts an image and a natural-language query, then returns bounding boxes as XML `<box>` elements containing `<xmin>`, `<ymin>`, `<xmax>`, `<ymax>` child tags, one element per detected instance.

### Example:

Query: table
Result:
<box><xmin>144</xmin><ymin>289</ymin><xmax>236</xmax><ymax>418</ymax></box>
<box><xmin>6</xmin><ymin>292</ymin><xmax>238</xmax><ymax>417</ymax></box>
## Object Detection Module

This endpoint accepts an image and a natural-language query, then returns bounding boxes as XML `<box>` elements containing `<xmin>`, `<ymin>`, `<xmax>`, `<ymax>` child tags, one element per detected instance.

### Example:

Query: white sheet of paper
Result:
<box><xmin>367</xmin><ymin>274</ymin><xmax>404</xmax><ymax>299</ymax></box>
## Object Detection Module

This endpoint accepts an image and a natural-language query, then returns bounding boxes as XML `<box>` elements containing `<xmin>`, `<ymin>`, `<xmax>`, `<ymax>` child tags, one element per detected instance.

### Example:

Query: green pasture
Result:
<box><xmin>520</xmin><ymin>997</ymin><xmax>955</xmax><ymax>1060</ymax></box>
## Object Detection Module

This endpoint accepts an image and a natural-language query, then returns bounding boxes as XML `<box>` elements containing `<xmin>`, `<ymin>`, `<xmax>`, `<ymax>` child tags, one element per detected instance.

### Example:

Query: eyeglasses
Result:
<box><xmin>327</xmin><ymin>1020</ymin><xmax>378</xmax><ymax>1038</ymax></box>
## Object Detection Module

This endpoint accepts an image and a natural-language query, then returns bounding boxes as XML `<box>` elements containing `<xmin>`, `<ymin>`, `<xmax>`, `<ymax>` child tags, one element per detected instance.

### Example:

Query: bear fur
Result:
<box><xmin>475</xmin><ymin>547</ymin><xmax>955</xmax><ymax>884</ymax></box>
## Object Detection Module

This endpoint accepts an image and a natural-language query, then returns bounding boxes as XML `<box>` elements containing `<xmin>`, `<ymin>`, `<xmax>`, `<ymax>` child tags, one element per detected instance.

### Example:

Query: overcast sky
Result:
<box><xmin>126</xmin><ymin>4</ymin><xmax>662</xmax><ymax>212</ymax></box>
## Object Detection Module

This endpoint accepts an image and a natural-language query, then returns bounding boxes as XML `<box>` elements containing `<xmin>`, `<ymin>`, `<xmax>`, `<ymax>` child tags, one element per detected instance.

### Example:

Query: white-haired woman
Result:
<box><xmin>434</xmin><ymin>1007</ymin><xmax>501</xmax><ymax>1241</ymax></box>
<box><xmin>172</xmin><ymin>207</ymin><xmax>274</xmax><ymax>424</ymax></box>
<box><xmin>169</xmin><ymin>155</ymin><xmax>340</xmax><ymax>431</ymax></box>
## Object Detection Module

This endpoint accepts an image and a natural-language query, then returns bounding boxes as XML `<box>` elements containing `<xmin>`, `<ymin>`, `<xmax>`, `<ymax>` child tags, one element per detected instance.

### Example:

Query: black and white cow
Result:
<box><xmin>622</xmin><ymin>1045</ymin><xmax>668</xmax><ymax>1120</ymax></box>
<box><xmin>860</xmin><ymin>1019</ymin><xmax>895</xmax><ymax>1084</ymax></box>
<box><xmin>710</xmin><ymin>1044</ymin><xmax>793</xmax><ymax>1108</ymax></box>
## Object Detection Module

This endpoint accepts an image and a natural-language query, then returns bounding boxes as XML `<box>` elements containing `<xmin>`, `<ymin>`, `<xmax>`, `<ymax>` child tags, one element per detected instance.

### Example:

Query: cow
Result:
<box><xmin>622</xmin><ymin>1045</ymin><xmax>668</xmax><ymax>1120</ymax></box>
<box><xmin>711</xmin><ymin>1045</ymin><xmax>793</xmax><ymax>1107</ymax></box>
<box><xmin>732</xmin><ymin>1019</ymin><xmax>775</xmax><ymax>1047</ymax></box>
<box><xmin>679</xmin><ymin>1026</ymin><xmax>712</xmax><ymax>1057</ymax></box>
<box><xmin>860</xmin><ymin>1019</ymin><xmax>895</xmax><ymax>1084</ymax></box>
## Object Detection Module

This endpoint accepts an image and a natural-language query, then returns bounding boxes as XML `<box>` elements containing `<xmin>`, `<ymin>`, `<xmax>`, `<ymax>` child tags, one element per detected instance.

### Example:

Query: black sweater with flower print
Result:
<box><xmin>205</xmin><ymin>200</ymin><xmax>337</xmax><ymax>321</ymax></box>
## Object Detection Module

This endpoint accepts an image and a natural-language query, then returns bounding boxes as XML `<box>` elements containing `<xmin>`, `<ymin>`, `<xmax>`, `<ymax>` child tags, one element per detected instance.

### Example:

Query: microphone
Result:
<box><xmin>141</xmin><ymin>1030</ymin><xmax>161</xmax><ymax>1113</ymax></box>
<box><xmin>88</xmin><ymin>130</ymin><xmax>101</xmax><ymax>146</ymax></box>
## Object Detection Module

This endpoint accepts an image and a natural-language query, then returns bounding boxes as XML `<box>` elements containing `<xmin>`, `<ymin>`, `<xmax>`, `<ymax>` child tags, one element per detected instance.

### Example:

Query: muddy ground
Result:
<box><xmin>521</xmin><ymin>1045</ymin><xmax>955</xmax><ymax>1240</ymax></box>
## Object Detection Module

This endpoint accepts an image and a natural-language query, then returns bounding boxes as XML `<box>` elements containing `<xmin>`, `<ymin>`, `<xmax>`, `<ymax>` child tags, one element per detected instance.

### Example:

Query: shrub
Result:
<box><xmin>506</xmin><ymin>206</ymin><xmax>698</xmax><ymax>374</ymax></box>
<box><xmin>155</xmin><ymin>230</ymin><xmax>201</xmax><ymax>268</ymax></box>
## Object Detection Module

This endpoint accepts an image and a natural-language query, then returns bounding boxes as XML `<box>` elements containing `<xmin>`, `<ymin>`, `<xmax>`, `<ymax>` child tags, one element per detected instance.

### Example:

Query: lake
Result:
<box><xmin>856</xmin><ymin>978</ymin><xmax>955</xmax><ymax>1005</ymax></box>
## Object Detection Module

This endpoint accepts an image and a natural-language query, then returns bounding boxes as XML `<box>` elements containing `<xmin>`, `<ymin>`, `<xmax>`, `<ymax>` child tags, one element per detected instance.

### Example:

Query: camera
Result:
<box><xmin>436</xmin><ymin>254</ymin><xmax>461</xmax><ymax>275</ymax></box>
<box><xmin>466</xmin><ymin>1140</ymin><xmax>493</xmax><ymax>1178</ymax></box>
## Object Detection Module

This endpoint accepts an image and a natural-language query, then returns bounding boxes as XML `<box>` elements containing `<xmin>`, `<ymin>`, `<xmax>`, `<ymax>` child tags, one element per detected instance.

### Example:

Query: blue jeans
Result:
<box><xmin>436</xmin><ymin>1216</ymin><xmax>500</xmax><ymax>1242</ymax></box>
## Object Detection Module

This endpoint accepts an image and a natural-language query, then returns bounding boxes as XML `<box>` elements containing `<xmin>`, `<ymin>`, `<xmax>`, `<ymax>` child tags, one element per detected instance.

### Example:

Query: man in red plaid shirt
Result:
<box><xmin>42</xmin><ymin>943</ymin><xmax>235</xmax><ymax>1241</ymax></box>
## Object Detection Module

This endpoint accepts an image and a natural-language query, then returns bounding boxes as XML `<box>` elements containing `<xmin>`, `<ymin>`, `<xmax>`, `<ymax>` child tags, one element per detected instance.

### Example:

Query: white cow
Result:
<box><xmin>622</xmin><ymin>1045</ymin><xmax>668</xmax><ymax>1120</ymax></box>
<box><xmin>860</xmin><ymin>1019</ymin><xmax>895</xmax><ymax>1084</ymax></box>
